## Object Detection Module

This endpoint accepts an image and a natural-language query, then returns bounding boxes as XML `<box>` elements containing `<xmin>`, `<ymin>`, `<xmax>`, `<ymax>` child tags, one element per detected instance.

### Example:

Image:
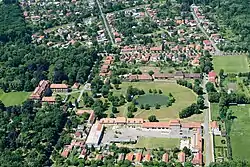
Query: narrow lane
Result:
<box><xmin>96</xmin><ymin>0</ymin><xmax>115</xmax><ymax>44</ymax></box>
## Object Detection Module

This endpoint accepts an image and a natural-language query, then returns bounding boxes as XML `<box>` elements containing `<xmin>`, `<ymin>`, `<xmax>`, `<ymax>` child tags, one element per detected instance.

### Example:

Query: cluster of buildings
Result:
<box><xmin>123</xmin><ymin>70</ymin><xmax>201</xmax><ymax>82</ymax></box>
<box><xmin>31</xmin><ymin>19</ymin><xmax>96</xmax><ymax>48</ymax></box>
<box><xmin>61</xmin><ymin>110</ymin><xmax>95</xmax><ymax>159</ymax></box>
<box><xmin>192</xmin><ymin>5</ymin><xmax>224</xmax><ymax>45</ymax></box>
<box><xmin>106</xmin><ymin>8</ymin><xmax>148</xmax><ymax>44</ymax></box>
<box><xmin>99</xmin><ymin>55</ymin><xmax>114</xmax><ymax>77</ymax></box>
<box><xmin>29</xmin><ymin>80</ymin><xmax>70</xmax><ymax>104</ymax></box>
<box><xmin>21</xmin><ymin>0</ymin><xmax>94</xmax><ymax>25</ymax></box>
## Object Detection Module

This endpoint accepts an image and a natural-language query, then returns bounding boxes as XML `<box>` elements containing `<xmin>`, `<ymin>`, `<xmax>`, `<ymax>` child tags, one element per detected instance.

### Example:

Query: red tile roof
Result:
<box><xmin>144</xmin><ymin>153</ymin><xmax>151</xmax><ymax>161</ymax></box>
<box><xmin>210</xmin><ymin>121</ymin><xmax>218</xmax><ymax>128</ymax></box>
<box><xmin>142</xmin><ymin>122</ymin><xmax>170</xmax><ymax>128</ymax></box>
<box><xmin>125</xmin><ymin>153</ymin><xmax>134</xmax><ymax>161</ymax></box>
<box><xmin>192</xmin><ymin>152</ymin><xmax>203</xmax><ymax>165</ymax></box>
<box><xmin>178</xmin><ymin>152</ymin><xmax>186</xmax><ymax>162</ymax></box>
<box><xmin>135</xmin><ymin>153</ymin><xmax>142</xmax><ymax>162</ymax></box>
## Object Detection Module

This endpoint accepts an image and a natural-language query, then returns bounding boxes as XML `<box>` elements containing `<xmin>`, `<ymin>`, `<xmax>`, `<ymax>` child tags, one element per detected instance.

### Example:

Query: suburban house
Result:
<box><xmin>30</xmin><ymin>80</ymin><xmax>50</xmax><ymax>100</ymax></box>
<box><xmin>210</xmin><ymin>121</ymin><xmax>221</xmax><ymax>136</ymax></box>
<box><xmin>125</xmin><ymin>153</ymin><xmax>134</xmax><ymax>162</ymax></box>
<box><xmin>162</xmin><ymin>153</ymin><xmax>169</xmax><ymax>162</ymax></box>
<box><xmin>178</xmin><ymin>152</ymin><xmax>186</xmax><ymax>163</ymax></box>
<box><xmin>50</xmin><ymin>84</ymin><xmax>69</xmax><ymax>92</ymax></box>
<box><xmin>208</xmin><ymin>71</ymin><xmax>217</xmax><ymax>83</ymax></box>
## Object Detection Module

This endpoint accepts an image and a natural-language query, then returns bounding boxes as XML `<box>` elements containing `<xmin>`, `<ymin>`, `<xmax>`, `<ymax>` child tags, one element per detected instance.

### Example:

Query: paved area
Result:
<box><xmin>101</xmin><ymin>126</ymin><xmax>195</xmax><ymax>145</ymax></box>
<box><xmin>202</xmin><ymin>75</ymin><xmax>214</xmax><ymax>166</ymax></box>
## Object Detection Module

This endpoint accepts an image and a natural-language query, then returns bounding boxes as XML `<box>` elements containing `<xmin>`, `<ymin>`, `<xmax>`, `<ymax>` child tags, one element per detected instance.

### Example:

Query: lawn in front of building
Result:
<box><xmin>0</xmin><ymin>89</ymin><xmax>31</xmax><ymax>106</ymax></box>
<box><xmin>135</xmin><ymin>137</ymin><xmax>180</xmax><ymax>149</ymax></box>
<box><xmin>212</xmin><ymin>55</ymin><xmax>249</xmax><ymax>73</ymax></box>
<box><xmin>113</xmin><ymin>82</ymin><xmax>200</xmax><ymax>121</ymax></box>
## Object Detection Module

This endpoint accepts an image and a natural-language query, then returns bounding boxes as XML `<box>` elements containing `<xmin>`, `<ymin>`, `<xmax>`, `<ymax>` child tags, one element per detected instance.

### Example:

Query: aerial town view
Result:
<box><xmin>0</xmin><ymin>0</ymin><xmax>249</xmax><ymax>167</ymax></box>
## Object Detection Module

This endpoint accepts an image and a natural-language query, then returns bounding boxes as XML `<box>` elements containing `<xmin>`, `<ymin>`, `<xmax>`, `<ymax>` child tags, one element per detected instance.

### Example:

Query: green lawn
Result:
<box><xmin>112</xmin><ymin>82</ymin><xmax>200</xmax><ymax>121</ymax></box>
<box><xmin>135</xmin><ymin>137</ymin><xmax>180</xmax><ymax>149</ymax></box>
<box><xmin>229</xmin><ymin>105</ymin><xmax>250</xmax><ymax>161</ymax></box>
<box><xmin>211</xmin><ymin>103</ymin><xmax>220</xmax><ymax>121</ymax></box>
<box><xmin>213</xmin><ymin>55</ymin><xmax>249</xmax><ymax>73</ymax></box>
<box><xmin>136</xmin><ymin>94</ymin><xmax>168</xmax><ymax>106</ymax></box>
<box><xmin>0</xmin><ymin>90</ymin><xmax>30</xmax><ymax>106</ymax></box>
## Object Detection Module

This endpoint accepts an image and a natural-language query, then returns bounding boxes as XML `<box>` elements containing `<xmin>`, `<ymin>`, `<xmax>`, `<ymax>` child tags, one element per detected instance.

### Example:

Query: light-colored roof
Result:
<box><xmin>85</xmin><ymin>123</ymin><xmax>103</xmax><ymax>146</ymax></box>
<box><xmin>135</xmin><ymin>153</ymin><xmax>142</xmax><ymax>162</ymax></box>
<box><xmin>142</xmin><ymin>122</ymin><xmax>170</xmax><ymax>128</ymax></box>
<box><xmin>125</xmin><ymin>153</ymin><xmax>134</xmax><ymax>161</ymax></box>
<box><xmin>42</xmin><ymin>96</ymin><xmax>56</xmax><ymax>102</ymax></box>
<box><xmin>50</xmin><ymin>84</ymin><xmax>68</xmax><ymax>89</ymax></box>
<box><xmin>144</xmin><ymin>153</ymin><xmax>151</xmax><ymax>161</ymax></box>
<box><xmin>162</xmin><ymin>153</ymin><xmax>169</xmax><ymax>162</ymax></box>
<box><xmin>210</xmin><ymin>121</ymin><xmax>218</xmax><ymax>128</ymax></box>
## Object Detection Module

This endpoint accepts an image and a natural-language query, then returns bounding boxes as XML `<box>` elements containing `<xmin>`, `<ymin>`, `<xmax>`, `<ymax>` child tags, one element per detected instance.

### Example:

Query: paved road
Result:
<box><xmin>96</xmin><ymin>0</ymin><xmax>114</xmax><ymax>44</ymax></box>
<box><xmin>190</xmin><ymin>6</ymin><xmax>223</xmax><ymax>56</ymax></box>
<box><xmin>202</xmin><ymin>76</ymin><xmax>214</xmax><ymax>166</ymax></box>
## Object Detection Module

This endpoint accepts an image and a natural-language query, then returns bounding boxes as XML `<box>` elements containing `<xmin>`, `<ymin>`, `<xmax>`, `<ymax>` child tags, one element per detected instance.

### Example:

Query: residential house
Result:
<box><xmin>42</xmin><ymin>96</ymin><xmax>56</xmax><ymax>104</ymax></box>
<box><xmin>178</xmin><ymin>152</ymin><xmax>186</xmax><ymax>163</ymax></box>
<box><xmin>135</xmin><ymin>153</ymin><xmax>142</xmax><ymax>163</ymax></box>
<box><xmin>50</xmin><ymin>84</ymin><xmax>68</xmax><ymax>92</ymax></box>
<box><xmin>162</xmin><ymin>153</ymin><xmax>169</xmax><ymax>162</ymax></box>
<box><xmin>210</xmin><ymin>121</ymin><xmax>221</xmax><ymax>136</ymax></box>
<box><xmin>144</xmin><ymin>153</ymin><xmax>151</xmax><ymax>162</ymax></box>
<box><xmin>125</xmin><ymin>153</ymin><xmax>134</xmax><ymax>162</ymax></box>
<box><xmin>208</xmin><ymin>71</ymin><xmax>217</xmax><ymax>83</ymax></box>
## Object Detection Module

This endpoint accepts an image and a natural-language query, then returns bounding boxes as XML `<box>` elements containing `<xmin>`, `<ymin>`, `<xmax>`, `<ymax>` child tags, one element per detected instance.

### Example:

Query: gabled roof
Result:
<box><xmin>50</xmin><ymin>84</ymin><xmax>68</xmax><ymax>89</ymax></box>
<box><xmin>162</xmin><ymin>153</ymin><xmax>169</xmax><ymax>162</ymax></box>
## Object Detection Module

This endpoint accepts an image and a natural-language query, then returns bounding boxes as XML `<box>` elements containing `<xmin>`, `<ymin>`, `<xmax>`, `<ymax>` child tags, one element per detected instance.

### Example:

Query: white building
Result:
<box><xmin>85</xmin><ymin>123</ymin><xmax>104</xmax><ymax>147</ymax></box>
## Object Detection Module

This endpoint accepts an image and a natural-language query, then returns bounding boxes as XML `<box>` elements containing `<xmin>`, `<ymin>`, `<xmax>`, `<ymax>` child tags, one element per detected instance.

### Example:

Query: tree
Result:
<box><xmin>149</xmin><ymin>89</ymin><xmax>152</xmax><ymax>93</ymax></box>
<box><xmin>140</xmin><ymin>104</ymin><xmax>144</xmax><ymax>109</ymax></box>
<box><xmin>112</xmin><ymin>106</ymin><xmax>119</xmax><ymax>113</ymax></box>
<box><xmin>153</xmin><ymin>89</ymin><xmax>158</xmax><ymax>94</ymax></box>
<box><xmin>155</xmin><ymin>103</ymin><xmax>161</xmax><ymax>109</ymax></box>
<box><xmin>127</xmin><ymin>104</ymin><xmax>137</xmax><ymax>112</ymax></box>
<box><xmin>158</xmin><ymin>89</ymin><xmax>163</xmax><ymax>94</ymax></box>
<box><xmin>197</xmin><ymin>97</ymin><xmax>205</xmax><ymax>109</ymax></box>
<box><xmin>127</xmin><ymin>111</ymin><xmax>134</xmax><ymax>118</ymax></box>
<box><xmin>206</xmin><ymin>82</ymin><xmax>216</xmax><ymax>92</ymax></box>
<box><xmin>145</xmin><ymin>104</ymin><xmax>150</xmax><ymax>110</ymax></box>
<box><xmin>148</xmin><ymin>115</ymin><xmax>158</xmax><ymax>122</ymax></box>
<box><xmin>148</xmin><ymin>70</ymin><xmax>154</xmax><ymax>76</ymax></box>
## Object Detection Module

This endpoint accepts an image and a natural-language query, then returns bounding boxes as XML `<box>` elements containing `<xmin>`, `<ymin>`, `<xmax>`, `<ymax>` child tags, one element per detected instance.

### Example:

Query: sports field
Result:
<box><xmin>213</xmin><ymin>55</ymin><xmax>249</xmax><ymax>73</ymax></box>
<box><xmin>136</xmin><ymin>94</ymin><xmax>168</xmax><ymax>106</ymax></box>
<box><xmin>135</xmin><ymin>137</ymin><xmax>180</xmax><ymax>149</ymax></box>
<box><xmin>0</xmin><ymin>90</ymin><xmax>30</xmax><ymax>106</ymax></box>
<box><xmin>113</xmin><ymin>82</ymin><xmax>200</xmax><ymax>121</ymax></box>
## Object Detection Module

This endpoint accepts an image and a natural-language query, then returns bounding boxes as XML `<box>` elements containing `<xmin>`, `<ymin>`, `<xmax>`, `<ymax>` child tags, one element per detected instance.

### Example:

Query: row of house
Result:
<box><xmin>123</xmin><ymin>71</ymin><xmax>201</xmax><ymax>82</ymax></box>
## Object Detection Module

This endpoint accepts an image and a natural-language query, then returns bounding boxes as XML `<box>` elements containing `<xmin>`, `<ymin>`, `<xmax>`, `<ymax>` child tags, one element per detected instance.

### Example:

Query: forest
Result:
<box><xmin>0</xmin><ymin>101</ymin><xmax>67</xmax><ymax>167</ymax></box>
<box><xmin>0</xmin><ymin>1</ymin><xmax>99</xmax><ymax>92</ymax></box>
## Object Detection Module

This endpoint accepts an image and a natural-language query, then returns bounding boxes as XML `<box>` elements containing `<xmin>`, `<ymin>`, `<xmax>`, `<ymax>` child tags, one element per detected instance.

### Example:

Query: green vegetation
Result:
<box><xmin>135</xmin><ymin>137</ymin><xmax>180</xmax><ymax>149</ymax></box>
<box><xmin>214</xmin><ymin>136</ymin><xmax>228</xmax><ymax>160</ymax></box>
<box><xmin>113</xmin><ymin>82</ymin><xmax>199</xmax><ymax>121</ymax></box>
<box><xmin>212</xmin><ymin>55</ymin><xmax>249</xmax><ymax>73</ymax></box>
<box><xmin>229</xmin><ymin>105</ymin><xmax>250</xmax><ymax>161</ymax></box>
<box><xmin>211</xmin><ymin>103</ymin><xmax>220</xmax><ymax>121</ymax></box>
<box><xmin>136</xmin><ymin>94</ymin><xmax>168</xmax><ymax>106</ymax></box>
<box><xmin>0</xmin><ymin>90</ymin><xmax>30</xmax><ymax>106</ymax></box>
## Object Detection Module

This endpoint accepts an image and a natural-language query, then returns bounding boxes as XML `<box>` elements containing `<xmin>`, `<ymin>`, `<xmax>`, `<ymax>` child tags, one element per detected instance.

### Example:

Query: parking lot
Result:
<box><xmin>101</xmin><ymin>126</ymin><xmax>194</xmax><ymax>145</ymax></box>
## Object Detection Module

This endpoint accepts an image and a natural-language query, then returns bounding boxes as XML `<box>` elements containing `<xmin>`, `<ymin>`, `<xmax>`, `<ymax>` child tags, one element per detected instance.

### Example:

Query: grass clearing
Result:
<box><xmin>136</xmin><ymin>94</ymin><xmax>168</xmax><ymax>106</ymax></box>
<box><xmin>213</xmin><ymin>55</ymin><xmax>249</xmax><ymax>73</ymax></box>
<box><xmin>112</xmin><ymin>82</ymin><xmax>199</xmax><ymax>121</ymax></box>
<box><xmin>211</xmin><ymin>103</ymin><xmax>220</xmax><ymax>121</ymax></box>
<box><xmin>135</xmin><ymin>137</ymin><xmax>180</xmax><ymax>149</ymax></box>
<box><xmin>0</xmin><ymin>90</ymin><xmax>30</xmax><ymax>106</ymax></box>
<box><xmin>229</xmin><ymin>105</ymin><xmax>250</xmax><ymax>161</ymax></box>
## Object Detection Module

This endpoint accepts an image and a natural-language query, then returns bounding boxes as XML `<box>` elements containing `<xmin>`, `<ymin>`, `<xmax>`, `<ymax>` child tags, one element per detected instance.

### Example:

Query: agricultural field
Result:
<box><xmin>0</xmin><ymin>90</ymin><xmax>30</xmax><ymax>106</ymax></box>
<box><xmin>212</xmin><ymin>55</ymin><xmax>249</xmax><ymax>73</ymax></box>
<box><xmin>112</xmin><ymin>82</ymin><xmax>200</xmax><ymax>121</ymax></box>
<box><xmin>229</xmin><ymin>105</ymin><xmax>250</xmax><ymax>161</ymax></box>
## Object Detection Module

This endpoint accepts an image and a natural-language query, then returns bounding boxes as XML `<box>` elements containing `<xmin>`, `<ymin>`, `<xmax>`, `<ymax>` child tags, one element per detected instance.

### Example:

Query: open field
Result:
<box><xmin>211</xmin><ymin>103</ymin><xmax>220</xmax><ymax>121</ymax></box>
<box><xmin>229</xmin><ymin>105</ymin><xmax>250</xmax><ymax>161</ymax></box>
<box><xmin>136</xmin><ymin>94</ymin><xmax>168</xmax><ymax>106</ymax></box>
<box><xmin>135</xmin><ymin>137</ymin><xmax>180</xmax><ymax>149</ymax></box>
<box><xmin>0</xmin><ymin>90</ymin><xmax>30</xmax><ymax>106</ymax></box>
<box><xmin>212</xmin><ymin>55</ymin><xmax>249</xmax><ymax>73</ymax></box>
<box><xmin>113</xmin><ymin>82</ymin><xmax>200</xmax><ymax>121</ymax></box>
